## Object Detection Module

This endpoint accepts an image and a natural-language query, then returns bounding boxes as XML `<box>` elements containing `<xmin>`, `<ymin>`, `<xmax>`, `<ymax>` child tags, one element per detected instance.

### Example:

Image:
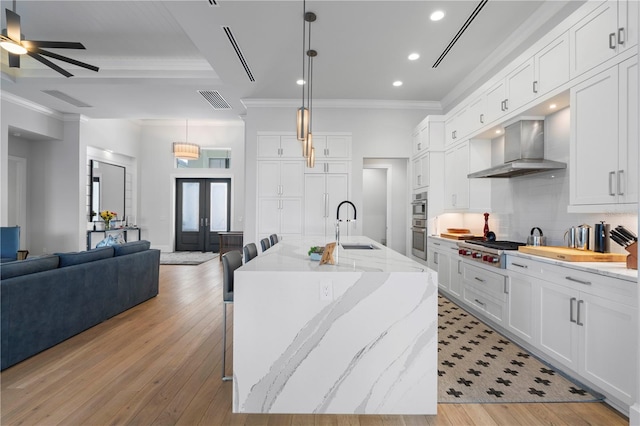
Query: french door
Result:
<box><xmin>175</xmin><ymin>178</ymin><xmax>230</xmax><ymax>252</ymax></box>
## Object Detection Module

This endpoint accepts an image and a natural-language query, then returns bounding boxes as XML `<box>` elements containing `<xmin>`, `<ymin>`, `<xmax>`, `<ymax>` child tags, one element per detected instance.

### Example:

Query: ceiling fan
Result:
<box><xmin>0</xmin><ymin>2</ymin><xmax>99</xmax><ymax>77</ymax></box>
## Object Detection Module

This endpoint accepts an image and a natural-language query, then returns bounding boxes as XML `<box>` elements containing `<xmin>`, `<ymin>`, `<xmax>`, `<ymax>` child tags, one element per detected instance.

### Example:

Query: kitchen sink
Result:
<box><xmin>340</xmin><ymin>243</ymin><xmax>380</xmax><ymax>250</ymax></box>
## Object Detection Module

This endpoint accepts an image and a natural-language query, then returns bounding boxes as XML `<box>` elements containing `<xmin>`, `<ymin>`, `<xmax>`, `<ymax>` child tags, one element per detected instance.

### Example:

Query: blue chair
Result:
<box><xmin>260</xmin><ymin>238</ymin><xmax>271</xmax><ymax>252</ymax></box>
<box><xmin>0</xmin><ymin>226</ymin><xmax>20</xmax><ymax>263</ymax></box>
<box><xmin>269</xmin><ymin>234</ymin><xmax>279</xmax><ymax>246</ymax></box>
<box><xmin>221</xmin><ymin>250</ymin><xmax>243</xmax><ymax>382</ymax></box>
<box><xmin>243</xmin><ymin>243</ymin><xmax>258</xmax><ymax>263</ymax></box>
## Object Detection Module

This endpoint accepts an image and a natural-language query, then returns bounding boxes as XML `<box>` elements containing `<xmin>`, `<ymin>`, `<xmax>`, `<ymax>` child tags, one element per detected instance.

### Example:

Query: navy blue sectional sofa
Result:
<box><xmin>0</xmin><ymin>240</ymin><xmax>160</xmax><ymax>370</ymax></box>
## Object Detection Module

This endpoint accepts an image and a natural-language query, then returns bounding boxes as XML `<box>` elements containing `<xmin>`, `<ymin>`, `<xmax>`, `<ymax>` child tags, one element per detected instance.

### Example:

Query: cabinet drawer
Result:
<box><xmin>462</xmin><ymin>262</ymin><xmax>507</xmax><ymax>302</ymax></box>
<box><xmin>463</xmin><ymin>286</ymin><xmax>505</xmax><ymax>324</ymax></box>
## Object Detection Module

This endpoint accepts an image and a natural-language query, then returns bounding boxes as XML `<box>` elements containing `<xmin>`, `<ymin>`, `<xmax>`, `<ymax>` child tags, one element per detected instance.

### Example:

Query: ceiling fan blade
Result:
<box><xmin>8</xmin><ymin>52</ymin><xmax>20</xmax><ymax>67</ymax></box>
<box><xmin>5</xmin><ymin>9</ymin><xmax>21</xmax><ymax>42</ymax></box>
<box><xmin>26</xmin><ymin>51</ymin><xmax>73</xmax><ymax>77</ymax></box>
<box><xmin>22</xmin><ymin>40</ymin><xmax>86</xmax><ymax>50</ymax></box>
<box><xmin>33</xmin><ymin>48</ymin><xmax>99</xmax><ymax>72</ymax></box>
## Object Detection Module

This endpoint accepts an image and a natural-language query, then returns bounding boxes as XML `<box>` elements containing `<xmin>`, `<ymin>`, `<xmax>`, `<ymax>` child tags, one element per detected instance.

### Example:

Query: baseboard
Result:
<box><xmin>630</xmin><ymin>403</ymin><xmax>640</xmax><ymax>425</ymax></box>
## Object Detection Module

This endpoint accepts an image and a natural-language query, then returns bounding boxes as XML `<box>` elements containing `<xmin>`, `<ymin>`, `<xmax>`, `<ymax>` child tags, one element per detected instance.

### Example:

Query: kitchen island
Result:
<box><xmin>233</xmin><ymin>237</ymin><xmax>437</xmax><ymax>415</ymax></box>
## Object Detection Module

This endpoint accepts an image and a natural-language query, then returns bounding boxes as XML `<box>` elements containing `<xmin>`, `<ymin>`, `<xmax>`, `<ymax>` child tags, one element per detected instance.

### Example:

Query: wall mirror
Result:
<box><xmin>90</xmin><ymin>160</ymin><xmax>125</xmax><ymax>222</ymax></box>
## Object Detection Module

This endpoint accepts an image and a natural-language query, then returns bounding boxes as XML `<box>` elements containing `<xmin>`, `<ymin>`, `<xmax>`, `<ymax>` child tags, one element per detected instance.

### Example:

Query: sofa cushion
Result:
<box><xmin>96</xmin><ymin>233</ymin><xmax>126</xmax><ymax>248</ymax></box>
<box><xmin>56</xmin><ymin>247</ymin><xmax>114</xmax><ymax>267</ymax></box>
<box><xmin>113</xmin><ymin>240</ymin><xmax>150</xmax><ymax>257</ymax></box>
<box><xmin>0</xmin><ymin>255</ymin><xmax>59</xmax><ymax>280</ymax></box>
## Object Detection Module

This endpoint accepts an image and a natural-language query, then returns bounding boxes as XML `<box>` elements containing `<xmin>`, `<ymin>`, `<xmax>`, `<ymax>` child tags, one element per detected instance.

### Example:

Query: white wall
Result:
<box><xmin>244</xmin><ymin>105</ymin><xmax>434</xmax><ymax>245</ymax></box>
<box><xmin>138</xmin><ymin>121</ymin><xmax>245</xmax><ymax>252</ymax></box>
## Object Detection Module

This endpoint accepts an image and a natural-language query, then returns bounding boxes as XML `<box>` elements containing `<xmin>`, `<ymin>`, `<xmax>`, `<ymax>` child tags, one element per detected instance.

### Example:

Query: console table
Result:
<box><xmin>218</xmin><ymin>231</ymin><xmax>243</xmax><ymax>261</ymax></box>
<box><xmin>86</xmin><ymin>227</ymin><xmax>141</xmax><ymax>250</ymax></box>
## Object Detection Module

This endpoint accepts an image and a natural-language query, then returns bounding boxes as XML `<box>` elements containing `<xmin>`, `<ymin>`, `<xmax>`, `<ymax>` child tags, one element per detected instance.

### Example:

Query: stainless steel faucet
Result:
<box><xmin>336</xmin><ymin>200</ymin><xmax>357</xmax><ymax>246</ymax></box>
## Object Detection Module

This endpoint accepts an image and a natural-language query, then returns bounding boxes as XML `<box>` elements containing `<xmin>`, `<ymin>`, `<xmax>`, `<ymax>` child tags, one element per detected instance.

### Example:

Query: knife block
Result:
<box><xmin>625</xmin><ymin>242</ymin><xmax>637</xmax><ymax>270</ymax></box>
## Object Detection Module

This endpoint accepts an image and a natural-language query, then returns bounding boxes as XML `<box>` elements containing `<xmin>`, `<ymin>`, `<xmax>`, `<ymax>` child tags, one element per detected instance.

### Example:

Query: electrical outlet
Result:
<box><xmin>319</xmin><ymin>280</ymin><xmax>333</xmax><ymax>301</ymax></box>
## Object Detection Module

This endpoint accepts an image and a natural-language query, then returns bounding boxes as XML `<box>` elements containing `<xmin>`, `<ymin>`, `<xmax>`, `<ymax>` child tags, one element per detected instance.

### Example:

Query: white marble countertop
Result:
<box><xmin>239</xmin><ymin>236</ymin><xmax>428</xmax><ymax>273</ymax></box>
<box><xmin>428</xmin><ymin>235</ymin><xmax>637</xmax><ymax>283</ymax></box>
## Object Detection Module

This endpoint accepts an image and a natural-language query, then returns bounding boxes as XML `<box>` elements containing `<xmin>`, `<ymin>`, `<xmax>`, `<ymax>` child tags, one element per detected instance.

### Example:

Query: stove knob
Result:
<box><xmin>482</xmin><ymin>255</ymin><xmax>489</xmax><ymax>261</ymax></box>
<box><xmin>491</xmin><ymin>256</ymin><xmax>500</xmax><ymax>263</ymax></box>
<box><xmin>473</xmin><ymin>252</ymin><xmax>482</xmax><ymax>259</ymax></box>
<box><xmin>459</xmin><ymin>249</ymin><xmax>471</xmax><ymax>256</ymax></box>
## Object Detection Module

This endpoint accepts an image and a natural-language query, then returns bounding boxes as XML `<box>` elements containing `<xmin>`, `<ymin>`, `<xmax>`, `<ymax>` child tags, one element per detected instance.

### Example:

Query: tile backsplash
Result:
<box><xmin>432</xmin><ymin>106</ymin><xmax>638</xmax><ymax>254</ymax></box>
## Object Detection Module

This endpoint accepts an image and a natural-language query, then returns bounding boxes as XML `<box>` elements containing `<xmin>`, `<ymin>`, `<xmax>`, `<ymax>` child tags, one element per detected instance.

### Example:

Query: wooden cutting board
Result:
<box><xmin>518</xmin><ymin>246</ymin><xmax>627</xmax><ymax>262</ymax></box>
<box><xmin>440</xmin><ymin>233</ymin><xmax>484</xmax><ymax>241</ymax></box>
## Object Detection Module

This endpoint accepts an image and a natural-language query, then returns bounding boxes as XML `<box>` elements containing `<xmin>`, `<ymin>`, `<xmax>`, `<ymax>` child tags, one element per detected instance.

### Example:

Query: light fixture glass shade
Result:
<box><xmin>173</xmin><ymin>142</ymin><xmax>200</xmax><ymax>160</ymax></box>
<box><xmin>303</xmin><ymin>132</ymin><xmax>313</xmax><ymax>158</ymax></box>
<box><xmin>297</xmin><ymin>107</ymin><xmax>309</xmax><ymax>141</ymax></box>
<box><xmin>0</xmin><ymin>40</ymin><xmax>27</xmax><ymax>55</ymax></box>
<box><xmin>307</xmin><ymin>146</ymin><xmax>315</xmax><ymax>168</ymax></box>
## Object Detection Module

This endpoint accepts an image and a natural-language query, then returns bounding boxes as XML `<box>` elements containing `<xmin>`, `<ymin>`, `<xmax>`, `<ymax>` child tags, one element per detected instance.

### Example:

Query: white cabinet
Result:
<box><xmin>257</xmin><ymin>161</ymin><xmax>304</xmax><ymax>198</ymax></box>
<box><xmin>257</xmin><ymin>135</ymin><xmax>302</xmax><ymax>158</ymax></box>
<box><xmin>461</xmin><ymin>262</ymin><xmax>508</xmax><ymax>326</ymax></box>
<box><xmin>258</xmin><ymin>198</ymin><xmax>302</xmax><ymax>237</ymax></box>
<box><xmin>427</xmin><ymin>239</ymin><xmax>462</xmax><ymax>297</ymax></box>
<box><xmin>570</xmin><ymin>56</ymin><xmax>638</xmax><ymax>208</ymax></box>
<box><xmin>506</xmin><ymin>268</ymin><xmax>537</xmax><ymax>344</ymax></box>
<box><xmin>466</xmin><ymin>95</ymin><xmax>487</xmax><ymax>131</ymax></box>
<box><xmin>484</xmin><ymin>80</ymin><xmax>507</xmax><ymax>125</ymax></box>
<box><xmin>534</xmin><ymin>32</ymin><xmax>570</xmax><ymax>97</ymax></box>
<box><xmin>257</xmin><ymin>160</ymin><xmax>304</xmax><ymax>238</ymax></box>
<box><xmin>311</xmin><ymin>135</ymin><xmax>351</xmax><ymax>159</ymax></box>
<box><xmin>445</xmin><ymin>107</ymin><xmax>468</xmax><ymax>146</ymax></box>
<box><xmin>444</xmin><ymin>140</ymin><xmax>491</xmax><ymax>212</ymax></box>
<box><xmin>412</xmin><ymin>153</ymin><xmax>429</xmax><ymax>190</ymax></box>
<box><xmin>304</xmin><ymin>173</ymin><xmax>348</xmax><ymax>237</ymax></box>
<box><xmin>504</xmin><ymin>58</ymin><xmax>536</xmax><ymax>113</ymax></box>
<box><xmin>569</xmin><ymin>0</ymin><xmax>638</xmax><ymax>78</ymax></box>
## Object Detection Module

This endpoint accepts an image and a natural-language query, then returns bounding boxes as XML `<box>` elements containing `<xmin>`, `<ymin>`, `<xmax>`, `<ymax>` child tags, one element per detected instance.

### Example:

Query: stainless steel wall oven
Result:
<box><xmin>411</xmin><ymin>192</ymin><xmax>428</xmax><ymax>259</ymax></box>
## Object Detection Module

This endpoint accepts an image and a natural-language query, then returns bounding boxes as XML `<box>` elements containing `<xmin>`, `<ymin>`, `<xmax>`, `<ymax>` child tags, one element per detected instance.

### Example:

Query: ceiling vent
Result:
<box><xmin>433</xmin><ymin>0</ymin><xmax>488</xmax><ymax>68</ymax></box>
<box><xmin>42</xmin><ymin>90</ymin><xmax>92</xmax><ymax>107</ymax></box>
<box><xmin>198</xmin><ymin>90</ymin><xmax>232</xmax><ymax>110</ymax></box>
<box><xmin>207</xmin><ymin>0</ymin><xmax>219</xmax><ymax>6</ymax></box>
<box><xmin>223</xmin><ymin>26</ymin><xmax>255</xmax><ymax>82</ymax></box>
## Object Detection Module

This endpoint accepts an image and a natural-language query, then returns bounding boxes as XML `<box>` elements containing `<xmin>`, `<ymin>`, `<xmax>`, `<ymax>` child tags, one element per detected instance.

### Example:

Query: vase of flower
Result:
<box><xmin>100</xmin><ymin>210</ymin><xmax>117</xmax><ymax>231</ymax></box>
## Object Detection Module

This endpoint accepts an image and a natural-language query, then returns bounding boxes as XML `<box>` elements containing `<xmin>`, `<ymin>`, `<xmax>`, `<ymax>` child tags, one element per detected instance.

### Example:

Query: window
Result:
<box><xmin>176</xmin><ymin>149</ymin><xmax>231</xmax><ymax>169</ymax></box>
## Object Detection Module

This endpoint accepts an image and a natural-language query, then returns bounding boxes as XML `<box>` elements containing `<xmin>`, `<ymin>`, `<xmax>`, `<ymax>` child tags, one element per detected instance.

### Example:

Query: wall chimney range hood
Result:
<box><xmin>468</xmin><ymin>118</ymin><xmax>566</xmax><ymax>178</ymax></box>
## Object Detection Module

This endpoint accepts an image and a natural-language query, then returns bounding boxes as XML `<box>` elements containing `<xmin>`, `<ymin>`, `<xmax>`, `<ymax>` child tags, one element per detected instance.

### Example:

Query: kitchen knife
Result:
<box><xmin>616</xmin><ymin>226</ymin><xmax>637</xmax><ymax>242</ymax></box>
<box><xmin>611</xmin><ymin>228</ymin><xmax>631</xmax><ymax>245</ymax></box>
<box><xmin>610</xmin><ymin>231</ymin><xmax>628</xmax><ymax>247</ymax></box>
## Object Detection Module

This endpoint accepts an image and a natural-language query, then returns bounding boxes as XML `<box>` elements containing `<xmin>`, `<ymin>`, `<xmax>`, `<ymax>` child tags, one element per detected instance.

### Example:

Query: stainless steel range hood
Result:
<box><xmin>468</xmin><ymin>118</ymin><xmax>566</xmax><ymax>178</ymax></box>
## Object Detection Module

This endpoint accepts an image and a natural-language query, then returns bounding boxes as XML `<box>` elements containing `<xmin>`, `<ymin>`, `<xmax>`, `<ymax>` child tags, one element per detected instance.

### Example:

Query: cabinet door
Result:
<box><xmin>537</xmin><ymin>280</ymin><xmax>579</xmax><ymax>371</ymax></box>
<box><xmin>257</xmin><ymin>135</ymin><xmax>282</xmax><ymax>158</ymax></box>
<box><xmin>280</xmin><ymin>136</ymin><xmax>303</xmax><ymax>158</ymax></box>
<box><xmin>618</xmin><ymin>0</ymin><xmax>638</xmax><ymax>53</ymax></box>
<box><xmin>445</xmin><ymin>145</ymin><xmax>470</xmax><ymax>210</ymax></box>
<box><xmin>569</xmin><ymin>0</ymin><xmax>618</xmax><ymax>77</ymax></box>
<box><xmin>325</xmin><ymin>135</ymin><xmax>350</xmax><ymax>158</ymax></box>
<box><xmin>420</xmin><ymin>154</ymin><xmax>430</xmax><ymax>188</ymax></box>
<box><xmin>444</xmin><ymin>148</ymin><xmax>457</xmax><ymax>210</ymax></box>
<box><xmin>618</xmin><ymin>56</ymin><xmax>638</xmax><ymax>204</ymax></box>
<box><xmin>418</xmin><ymin>123</ymin><xmax>430</xmax><ymax>152</ymax></box>
<box><xmin>570</xmin><ymin>66</ymin><xmax>619</xmax><ymax>205</ymax></box>
<box><xmin>412</xmin><ymin>131</ymin><xmax>421</xmax><ymax>157</ymax></box>
<box><xmin>304</xmin><ymin>175</ymin><xmax>327</xmax><ymax>236</ymax></box>
<box><xmin>505</xmin><ymin>58</ymin><xmax>535</xmax><ymax>112</ymax></box>
<box><xmin>484</xmin><ymin>80</ymin><xmax>506</xmax><ymax>124</ymax></box>
<box><xmin>579</xmin><ymin>293</ymin><xmax>638</xmax><ymax>405</ymax></box>
<box><xmin>507</xmin><ymin>271</ymin><xmax>535</xmax><ymax>343</ymax></box>
<box><xmin>437</xmin><ymin>250</ymin><xmax>451</xmax><ymax>291</ymax></box>
<box><xmin>258</xmin><ymin>199</ymin><xmax>280</xmax><ymax>235</ymax></box>
<box><xmin>467</xmin><ymin>95</ymin><xmax>486</xmax><ymax>131</ymax></box>
<box><xmin>449</xmin><ymin>257</ymin><xmax>463</xmax><ymax>297</ymax></box>
<box><xmin>257</xmin><ymin>161</ymin><xmax>281</xmax><ymax>197</ymax></box>
<box><xmin>326</xmin><ymin>174</ymin><xmax>348</xmax><ymax>226</ymax></box>
<box><xmin>280</xmin><ymin>161</ymin><xmax>304</xmax><ymax>197</ymax></box>
<box><xmin>280</xmin><ymin>199</ymin><xmax>302</xmax><ymax>235</ymax></box>
<box><xmin>535</xmin><ymin>32</ymin><xmax>570</xmax><ymax>97</ymax></box>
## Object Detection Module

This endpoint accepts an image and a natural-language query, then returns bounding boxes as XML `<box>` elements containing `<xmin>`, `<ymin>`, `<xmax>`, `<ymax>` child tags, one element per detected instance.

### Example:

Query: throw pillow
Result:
<box><xmin>96</xmin><ymin>233</ymin><xmax>126</xmax><ymax>248</ymax></box>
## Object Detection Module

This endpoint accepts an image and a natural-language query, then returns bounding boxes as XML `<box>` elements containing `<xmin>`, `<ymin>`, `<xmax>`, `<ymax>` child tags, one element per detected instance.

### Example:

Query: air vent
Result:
<box><xmin>42</xmin><ymin>90</ymin><xmax>92</xmax><ymax>107</ymax></box>
<box><xmin>223</xmin><ymin>26</ymin><xmax>255</xmax><ymax>82</ymax></box>
<box><xmin>198</xmin><ymin>90</ymin><xmax>232</xmax><ymax>110</ymax></box>
<box><xmin>433</xmin><ymin>0</ymin><xmax>488</xmax><ymax>68</ymax></box>
<box><xmin>208</xmin><ymin>0</ymin><xmax>219</xmax><ymax>6</ymax></box>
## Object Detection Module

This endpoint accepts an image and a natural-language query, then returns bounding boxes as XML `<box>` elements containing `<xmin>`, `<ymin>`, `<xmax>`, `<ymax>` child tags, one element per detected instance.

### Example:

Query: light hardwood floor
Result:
<box><xmin>1</xmin><ymin>259</ymin><xmax>629</xmax><ymax>425</ymax></box>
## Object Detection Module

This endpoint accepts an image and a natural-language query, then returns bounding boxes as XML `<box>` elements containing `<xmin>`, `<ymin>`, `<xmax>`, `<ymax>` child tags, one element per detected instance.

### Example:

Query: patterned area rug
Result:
<box><xmin>159</xmin><ymin>251</ymin><xmax>219</xmax><ymax>265</ymax></box>
<box><xmin>438</xmin><ymin>294</ymin><xmax>602</xmax><ymax>403</ymax></box>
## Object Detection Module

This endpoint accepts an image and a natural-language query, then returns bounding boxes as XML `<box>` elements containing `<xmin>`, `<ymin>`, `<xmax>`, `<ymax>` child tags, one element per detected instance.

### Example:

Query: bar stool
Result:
<box><xmin>269</xmin><ymin>234</ymin><xmax>279</xmax><ymax>246</ymax></box>
<box><xmin>260</xmin><ymin>238</ymin><xmax>271</xmax><ymax>252</ymax></box>
<box><xmin>221</xmin><ymin>250</ymin><xmax>242</xmax><ymax>382</ymax></box>
<box><xmin>243</xmin><ymin>243</ymin><xmax>258</xmax><ymax>263</ymax></box>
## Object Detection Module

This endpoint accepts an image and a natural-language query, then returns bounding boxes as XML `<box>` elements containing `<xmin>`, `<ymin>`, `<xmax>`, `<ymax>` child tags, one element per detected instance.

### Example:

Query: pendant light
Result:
<box><xmin>297</xmin><ymin>2</ymin><xmax>314</xmax><ymax>143</ymax></box>
<box><xmin>172</xmin><ymin>120</ymin><xmax>200</xmax><ymax>160</ymax></box>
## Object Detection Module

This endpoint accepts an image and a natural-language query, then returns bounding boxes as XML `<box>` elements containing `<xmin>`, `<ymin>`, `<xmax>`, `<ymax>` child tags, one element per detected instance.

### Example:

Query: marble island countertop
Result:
<box><xmin>239</xmin><ymin>236</ymin><xmax>427</xmax><ymax>273</ymax></box>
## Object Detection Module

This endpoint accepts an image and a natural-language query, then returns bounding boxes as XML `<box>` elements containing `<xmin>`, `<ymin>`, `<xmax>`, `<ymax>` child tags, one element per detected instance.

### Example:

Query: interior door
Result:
<box><xmin>175</xmin><ymin>178</ymin><xmax>231</xmax><ymax>252</ymax></box>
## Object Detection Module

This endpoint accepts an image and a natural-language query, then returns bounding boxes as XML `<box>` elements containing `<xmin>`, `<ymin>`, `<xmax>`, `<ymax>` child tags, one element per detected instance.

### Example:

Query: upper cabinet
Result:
<box><xmin>569</xmin><ymin>56</ymin><xmax>638</xmax><ymax>210</ymax></box>
<box><xmin>569</xmin><ymin>0</ymin><xmax>638</xmax><ymax>78</ymax></box>
<box><xmin>444</xmin><ymin>140</ymin><xmax>491</xmax><ymax>212</ymax></box>
<box><xmin>311</xmin><ymin>135</ymin><xmax>351</xmax><ymax>159</ymax></box>
<box><xmin>445</xmin><ymin>107</ymin><xmax>468</xmax><ymax>146</ymax></box>
<box><xmin>257</xmin><ymin>135</ymin><xmax>303</xmax><ymax>159</ymax></box>
<box><xmin>534</xmin><ymin>32</ymin><xmax>570</xmax><ymax>97</ymax></box>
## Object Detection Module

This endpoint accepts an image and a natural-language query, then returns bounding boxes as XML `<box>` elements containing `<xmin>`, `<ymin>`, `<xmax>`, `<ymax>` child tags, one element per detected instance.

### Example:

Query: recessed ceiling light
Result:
<box><xmin>430</xmin><ymin>10</ymin><xmax>445</xmax><ymax>21</ymax></box>
<box><xmin>393</xmin><ymin>81</ymin><xmax>403</xmax><ymax>87</ymax></box>
<box><xmin>549</xmin><ymin>103</ymin><xmax>557</xmax><ymax>109</ymax></box>
<box><xmin>408</xmin><ymin>53</ymin><xmax>420</xmax><ymax>61</ymax></box>
<box><xmin>296</xmin><ymin>79</ymin><xmax>306</xmax><ymax>85</ymax></box>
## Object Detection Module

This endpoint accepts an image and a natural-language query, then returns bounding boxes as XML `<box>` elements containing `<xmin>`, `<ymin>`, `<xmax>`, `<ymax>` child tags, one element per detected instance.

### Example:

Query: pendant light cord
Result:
<box><xmin>301</xmin><ymin>0</ymin><xmax>306</xmax><ymax>111</ymax></box>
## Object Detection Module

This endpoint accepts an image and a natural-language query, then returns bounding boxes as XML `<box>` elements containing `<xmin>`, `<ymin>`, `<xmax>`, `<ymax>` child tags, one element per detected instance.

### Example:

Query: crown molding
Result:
<box><xmin>241</xmin><ymin>98</ymin><xmax>441</xmax><ymax>111</ymax></box>
<box><xmin>1</xmin><ymin>91</ymin><xmax>64</xmax><ymax>120</ymax></box>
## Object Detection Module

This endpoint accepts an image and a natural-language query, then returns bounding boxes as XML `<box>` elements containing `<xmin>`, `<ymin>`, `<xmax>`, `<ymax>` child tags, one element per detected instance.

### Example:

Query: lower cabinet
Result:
<box><xmin>461</xmin><ymin>262</ymin><xmax>508</xmax><ymax>326</ymax></box>
<box><xmin>258</xmin><ymin>198</ymin><xmax>302</xmax><ymax>238</ymax></box>
<box><xmin>303</xmin><ymin>173</ymin><xmax>348</xmax><ymax>237</ymax></box>
<box><xmin>506</xmin><ymin>269</ymin><xmax>536</xmax><ymax>344</ymax></box>
<box><xmin>427</xmin><ymin>239</ymin><xmax>462</xmax><ymax>296</ymax></box>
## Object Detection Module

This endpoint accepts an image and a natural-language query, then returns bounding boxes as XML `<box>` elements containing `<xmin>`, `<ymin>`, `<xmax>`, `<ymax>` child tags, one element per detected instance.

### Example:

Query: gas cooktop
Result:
<box><xmin>464</xmin><ymin>240</ymin><xmax>526</xmax><ymax>251</ymax></box>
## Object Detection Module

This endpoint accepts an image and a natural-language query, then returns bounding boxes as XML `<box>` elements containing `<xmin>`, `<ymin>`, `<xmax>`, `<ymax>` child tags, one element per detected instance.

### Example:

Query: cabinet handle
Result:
<box><xmin>480</xmin><ymin>114</ymin><xmax>484</xmax><ymax>124</ymax></box>
<box><xmin>501</xmin><ymin>100</ymin><xmax>505</xmax><ymax>111</ymax></box>
<box><xmin>504</xmin><ymin>281</ymin><xmax>509</xmax><ymax>294</ymax></box>
<box><xmin>533</xmin><ymin>81</ymin><xmax>538</xmax><ymax>94</ymax></box>
<box><xmin>434</xmin><ymin>252</ymin><xmax>439</xmax><ymax>265</ymax></box>
<box><xmin>570</xmin><ymin>297</ymin><xmax>577</xmax><ymax>323</ymax></box>
<box><xmin>565</xmin><ymin>276</ymin><xmax>591</xmax><ymax>286</ymax></box>
<box><xmin>609</xmin><ymin>171</ymin><xmax>616</xmax><ymax>196</ymax></box>
<box><xmin>433</xmin><ymin>242</ymin><xmax>441</xmax><ymax>246</ymax></box>
<box><xmin>577</xmin><ymin>300</ymin><xmax>584</xmax><ymax>326</ymax></box>
<box><xmin>511</xmin><ymin>262</ymin><xmax>528</xmax><ymax>269</ymax></box>
<box><xmin>452</xmin><ymin>194</ymin><xmax>457</xmax><ymax>206</ymax></box>
<box><xmin>457</xmin><ymin>259</ymin><xmax>462</xmax><ymax>275</ymax></box>
<box><xmin>609</xmin><ymin>32</ymin><xmax>616</xmax><ymax>49</ymax></box>
<box><xmin>418</xmin><ymin>142</ymin><xmax>422</xmax><ymax>151</ymax></box>
<box><xmin>504</xmin><ymin>99</ymin><xmax>508</xmax><ymax>110</ymax></box>
<box><xmin>474</xmin><ymin>299</ymin><xmax>485</xmax><ymax>306</ymax></box>
<box><xmin>618</xmin><ymin>170</ymin><xmax>624</xmax><ymax>195</ymax></box>
<box><xmin>324</xmin><ymin>193</ymin><xmax>329</xmax><ymax>218</ymax></box>
<box><xmin>618</xmin><ymin>27</ymin><xmax>625</xmax><ymax>45</ymax></box>
<box><xmin>474</xmin><ymin>277</ymin><xmax>485</xmax><ymax>283</ymax></box>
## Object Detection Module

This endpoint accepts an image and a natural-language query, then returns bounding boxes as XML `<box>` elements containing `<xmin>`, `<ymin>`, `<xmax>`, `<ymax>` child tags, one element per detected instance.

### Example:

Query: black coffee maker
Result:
<box><xmin>594</xmin><ymin>221</ymin><xmax>610</xmax><ymax>253</ymax></box>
